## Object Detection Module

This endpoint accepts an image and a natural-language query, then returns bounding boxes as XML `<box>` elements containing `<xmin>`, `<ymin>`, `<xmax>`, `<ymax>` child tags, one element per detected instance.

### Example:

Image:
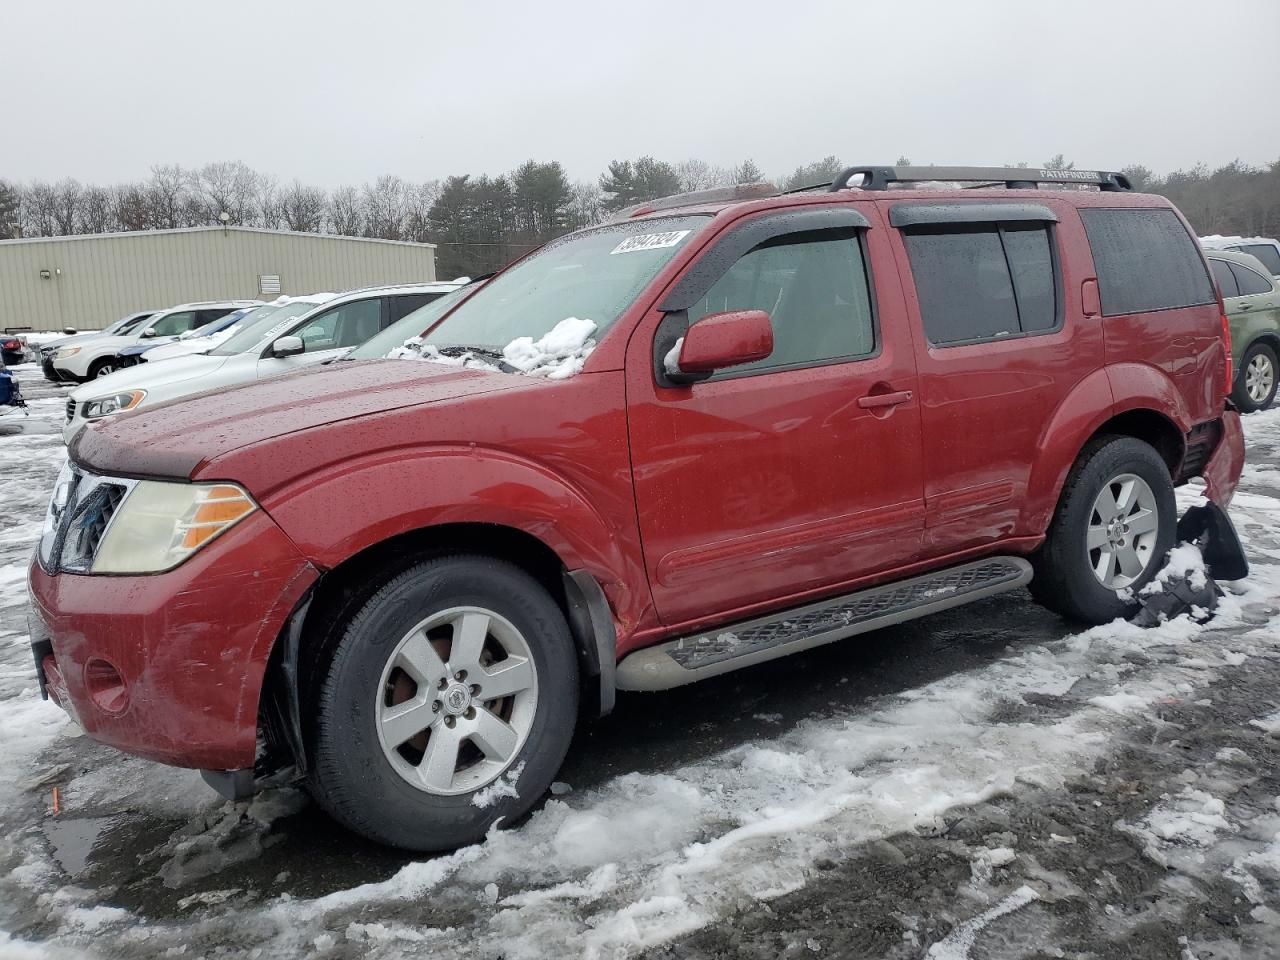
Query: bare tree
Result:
<box><xmin>190</xmin><ymin>161</ymin><xmax>258</xmax><ymax>224</ymax></box>
<box><xmin>21</xmin><ymin>181</ymin><xmax>59</xmax><ymax>236</ymax></box>
<box><xmin>328</xmin><ymin>185</ymin><xmax>365</xmax><ymax>236</ymax></box>
<box><xmin>363</xmin><ymin>174</ymin><xmax>408</xmax><ymax>239</ymax></box>
<box><xmin>147</xmin><ymin>164</ymin><xmax>191</xmax><ymax>229</ymax></box>
<box><xmin>50</xmin><ymin>179</ymin><xmax>82</xmax><ymax>234</ymax></box>
<box><xmin>78</xmin><ymin>185</ymin><xmax>116</xmax><ymax>234</ymax></box>
<box><xmin>280</xmin><ymin>180</ymin><xmax>327</xmax><ymax>232</ymax></box>
<box><xmin>257</xmin><ymin>174</ymin><xmax>282</xmax><ymax>229</ymax></box>
<box><xmin>404</xmin><ymin>180</ymin><xmax>441</xmax><ymax>243</ymax></box>
<box><xmin>113</xmin><ymin>183</ymin><xmax>152</xmax><ymax>232</ymax></box>
<box><xmin>732</xmin><ymin>159</ymin><xmax>764</xmax><ymax>184</ymax></box>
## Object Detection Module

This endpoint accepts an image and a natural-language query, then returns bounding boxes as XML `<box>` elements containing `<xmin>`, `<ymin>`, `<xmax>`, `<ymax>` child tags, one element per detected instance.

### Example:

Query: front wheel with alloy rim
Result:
<box><xmin>1232</xmin><ymin>342</ymin><xmax>1278</xmax><ymax>413</ymax></box>
<box><xmin>1031</xmin><ymin>435</ymin><xmax>1176</xmax><ymax>624</ymax></box>
<box><xmin>308</xmin><ymin>555</ymin><xmax>579</xmax><ymax>851</ymax></box>
<box><xmin>87</xmin><ymin>358</ymin><xmax>115</xmax><ymax>380</ymax></box>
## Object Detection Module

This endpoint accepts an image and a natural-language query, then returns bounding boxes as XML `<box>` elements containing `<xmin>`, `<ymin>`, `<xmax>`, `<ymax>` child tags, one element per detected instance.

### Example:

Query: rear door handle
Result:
<box><xmin>858</xmin><ymin>390</ymin><xmax>913</xmax><ymax>409</ymax></box>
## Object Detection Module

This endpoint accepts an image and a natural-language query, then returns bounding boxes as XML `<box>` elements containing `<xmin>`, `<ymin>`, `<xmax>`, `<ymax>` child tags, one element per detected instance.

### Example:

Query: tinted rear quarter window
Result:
<box><xmin>1238</xmin><ymin>243</ymin><xmax>1280</xmax><ymax>275</ymax></box>
<box><xmin>1230</xmin><ymin>262</ymin><xmax>1274</xmax><ymax>296</ymax></box>
<box><xmin>1080</xmin><ymin>208</ymin><xmax>1215</xmax><ymax>316</ymax></box>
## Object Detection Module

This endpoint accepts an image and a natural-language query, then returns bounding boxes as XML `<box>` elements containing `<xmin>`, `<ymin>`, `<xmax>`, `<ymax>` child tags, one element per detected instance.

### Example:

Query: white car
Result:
<box><xmin>63</xmin><ymin>282</ymin><xmax>464</xmax><ymax>443</ymax></box>
<box><xmin>1201</xmin><ymin>235</ymin><xmax>1280</xmax><ymax>278</ymax></box>
<box><xmin>51</xmin><ymin>300</ymin><xmax>263</xmax><ymax>382</ymax></box>
<box><xmin>38</xmin><ymin>310</ymin><xmax>160</xmax><ymax>381</ymax></box>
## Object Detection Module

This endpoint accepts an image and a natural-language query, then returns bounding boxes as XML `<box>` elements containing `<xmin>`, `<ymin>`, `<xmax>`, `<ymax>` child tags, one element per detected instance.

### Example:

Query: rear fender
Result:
<box><xmin>1021</xmin><ymin>368</ymin><xmax>1115</xmax><ymax>533</ymax></box>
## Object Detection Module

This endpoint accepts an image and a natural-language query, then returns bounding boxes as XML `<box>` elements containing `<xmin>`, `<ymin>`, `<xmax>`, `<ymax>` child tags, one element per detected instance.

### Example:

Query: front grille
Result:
<box><xmin>63</xmin><ymin>484</ymin><xmax>127</xmax><ymax>569</ymax></box>
<box><xmin>65</xmin><ymin>398</ymin><xmax>76</xmax><ymax>423</ymax></box>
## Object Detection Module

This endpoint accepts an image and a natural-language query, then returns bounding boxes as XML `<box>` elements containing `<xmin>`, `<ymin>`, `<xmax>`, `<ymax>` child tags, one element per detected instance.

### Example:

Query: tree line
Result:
<box><xmin>1</xmin><ymin>155</ymin><xmax>1277</xmax><ymax>278</ymax></box>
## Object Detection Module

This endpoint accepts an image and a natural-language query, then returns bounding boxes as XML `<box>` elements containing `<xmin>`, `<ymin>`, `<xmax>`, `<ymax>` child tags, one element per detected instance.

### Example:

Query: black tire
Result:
<box><xmin>87</xmin><ymin>358</ymin><xmax>115</xmax><ymax>380</ymax></box>
<box><xmin>1231</xmin><ymin>341</ymin><xmax>1279</xmax><ymax>413</ymax></box>
<box><xmin>1031</xmin><ymin>436</ymin><xmax>1176</xmax><ymax>624</ymax></box>
<box><xmin>308</xmin><ymin>554</ymin><xmax>579</xmax><ymax>851</ymax></box>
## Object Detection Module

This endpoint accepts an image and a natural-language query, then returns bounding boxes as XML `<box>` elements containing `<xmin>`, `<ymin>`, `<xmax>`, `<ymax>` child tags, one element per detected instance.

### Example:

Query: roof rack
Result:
<box><xmin>607</xmin><ymin>182</ymin><xmax>778</xmax><ymax>222</ymax></box>
<box><xmin>828</xmin><ymin>166</ymin><xmax>1133</xmax><ymax>193</ymax></box>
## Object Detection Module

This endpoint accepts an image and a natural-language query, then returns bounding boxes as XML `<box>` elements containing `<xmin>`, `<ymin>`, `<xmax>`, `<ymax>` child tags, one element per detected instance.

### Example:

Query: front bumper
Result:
<box><xmin>42</xmin><ymin>356</ymin><xmax>69</xmax><ymax>382</ymax></box>
<box><xmin>27</xmin><ymin>509</ymin><xmax>319</xmax><ymax>770</ymax></box>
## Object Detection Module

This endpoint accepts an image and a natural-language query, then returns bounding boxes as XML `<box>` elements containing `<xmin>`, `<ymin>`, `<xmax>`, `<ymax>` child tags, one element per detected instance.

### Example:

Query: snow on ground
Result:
<box><xmin>1</xmin><ymin>365</ymin><xmax>1280</xmax><ymax>958</ymax></box>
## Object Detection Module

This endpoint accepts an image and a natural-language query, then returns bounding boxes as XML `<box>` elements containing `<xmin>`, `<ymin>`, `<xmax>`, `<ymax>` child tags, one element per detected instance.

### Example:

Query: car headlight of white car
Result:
<box><xmin>81</xmin><ymin>390</ymin><xmax>147</xmax><ymax>420</ymax></box>
<box><xmin>55</xmin><ymin>346</ymin><xmax>82</xmax><ymax>359</ymax></box>
<box><xmin>92</xmin><ymin>481</ymin><xmax>258</xmax><ymax>573</ymax></box>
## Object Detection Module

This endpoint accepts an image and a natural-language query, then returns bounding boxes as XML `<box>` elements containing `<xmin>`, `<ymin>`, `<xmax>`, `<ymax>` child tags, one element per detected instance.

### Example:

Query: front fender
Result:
<box><xmin>258</xmin><ymin>445</ymin><xmax>647</xmax><ymax>634</ymax></box>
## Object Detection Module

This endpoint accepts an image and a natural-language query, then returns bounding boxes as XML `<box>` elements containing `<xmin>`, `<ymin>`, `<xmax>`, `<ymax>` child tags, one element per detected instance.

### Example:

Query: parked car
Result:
<box><xmin>112</xmin><ymin>306</ymin><xmax>257</xmax><ymax>370</ymax></box>
<box><xmin>39</xmin><ymin>310</ymin><xmax>159</xmax><ymax>381</ymax></box>
<box><xmin>1</xmin><ymin>334</ymin><xmax>26</xmax><ymax>365</ymax></box>
<box><xmin>1201</xmin><ymin>235</ymin><xmax>1280</xmax><ymax>278</ymax></box>
<box><xmin>61</xmin><ymin>282</ymin><xmax>462</xmax><ymax>442</ymax></box>
<box><xmin>50</xmin><ymin>301</ymin><xmax>261</xmax><ymax>382</ymax></box>
<box><xmin>1206</xmin><ymin>249</ymin><xmax>1280</xmax><ymax>411</ymax></box>
<box><xmin>29</xmin><ymin>166</ymin><xmax>1246</xmax><ymax>852</ymax></box>
<box><xmin>134</xmin><ymin>305</ymin><xmax>272</xmax><ymax>364</ymax></box>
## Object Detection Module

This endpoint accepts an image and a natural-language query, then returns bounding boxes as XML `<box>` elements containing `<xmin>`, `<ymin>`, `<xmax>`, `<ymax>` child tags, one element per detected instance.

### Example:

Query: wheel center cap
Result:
<box><xmin>442</xmin><ymin>682</ymin><xmax>472</xmax><ymax>716</ymax></box>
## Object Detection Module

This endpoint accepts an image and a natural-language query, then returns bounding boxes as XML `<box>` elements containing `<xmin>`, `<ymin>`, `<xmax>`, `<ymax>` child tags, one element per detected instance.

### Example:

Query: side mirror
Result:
<box><xmin>667</xmin><ymin>310</ymin><xmax>773</xmax><ymax>384</ymax></box>
<box><xmin>140</xmin><ymin>328</ymin><xmax>157</xmax><ymax>338</ymax></box>
<box><xmin>63</xmin><ymin>327</ymin><xmax>77</xmax><ymax>335</ymax></box>
<box><xmin>271</xmin><ymin>335</ymin><xmax>304</xmax><ymax>358</ymax></box>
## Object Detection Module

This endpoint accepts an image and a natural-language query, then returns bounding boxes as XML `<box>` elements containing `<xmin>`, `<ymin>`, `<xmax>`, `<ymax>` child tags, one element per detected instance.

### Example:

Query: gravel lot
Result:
<box><xmin>2</xmin><ymin>364</ymin><xmax>1279</xmax><ymax>959</ymax></box>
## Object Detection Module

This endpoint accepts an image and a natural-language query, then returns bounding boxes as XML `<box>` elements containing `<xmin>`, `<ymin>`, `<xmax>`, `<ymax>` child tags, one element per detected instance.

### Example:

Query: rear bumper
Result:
<box><xmin>27</xmin><ymin>510</ymin><xmax>319</xmax><ymax>770</ymax></box>
<box><xmin>1203</xmin><ymin>410</ymin><xmax>1245</xmax><ymax>507</ymax></box>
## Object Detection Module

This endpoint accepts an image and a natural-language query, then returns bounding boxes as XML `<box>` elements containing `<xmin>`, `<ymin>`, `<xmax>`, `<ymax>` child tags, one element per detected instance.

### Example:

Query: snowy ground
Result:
<box><xmin>2</xmin><ymin>363</ymin><xmax>1280</xmax><ymax>959</ymax></box>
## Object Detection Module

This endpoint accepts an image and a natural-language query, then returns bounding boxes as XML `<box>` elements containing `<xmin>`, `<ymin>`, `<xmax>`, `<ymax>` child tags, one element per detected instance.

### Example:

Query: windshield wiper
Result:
<box><xmin>435</xmin><ymin>344</ymin><xmax>508</xmax><ymax>365</ymax></box>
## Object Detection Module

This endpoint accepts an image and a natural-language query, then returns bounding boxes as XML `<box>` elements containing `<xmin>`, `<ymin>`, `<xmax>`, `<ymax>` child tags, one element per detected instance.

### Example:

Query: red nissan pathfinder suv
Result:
<box><xmin>28</xmin><ymin>165</ymin><xmax>1246</xmax><ymax>851</ymax></box>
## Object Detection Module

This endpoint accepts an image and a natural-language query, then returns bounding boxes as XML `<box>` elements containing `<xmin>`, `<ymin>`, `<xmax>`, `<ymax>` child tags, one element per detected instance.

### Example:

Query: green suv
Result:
<box><xmin>1207</xmin><ymin>249</ymin><xmax>1280</xmax><ymax>412</ymax></box>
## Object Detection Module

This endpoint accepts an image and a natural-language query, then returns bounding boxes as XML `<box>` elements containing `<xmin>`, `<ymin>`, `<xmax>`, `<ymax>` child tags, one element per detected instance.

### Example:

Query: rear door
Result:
<box><xmin>886</xmin><ymin>199</ymin><xmax>1093</xmax><ymax>555</ymax></box>
<box><xmin>626</xmin><ymin>203</ymin><xmax>925</xmax><ymax>626</ymax></box>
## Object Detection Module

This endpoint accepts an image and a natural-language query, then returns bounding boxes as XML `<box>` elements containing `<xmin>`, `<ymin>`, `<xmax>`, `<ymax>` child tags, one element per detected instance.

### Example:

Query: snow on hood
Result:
<box><xmin>392</xmin><ymin>317</ymin><xmax>598</xmax><ymax>381</ymax></box>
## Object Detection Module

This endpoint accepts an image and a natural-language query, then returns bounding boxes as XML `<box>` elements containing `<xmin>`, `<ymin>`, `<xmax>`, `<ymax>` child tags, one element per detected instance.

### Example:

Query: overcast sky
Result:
<box><xmin>4</xmin><ymin>0</ymin><xmax>1279</xmax><ymax>188</ymax></box>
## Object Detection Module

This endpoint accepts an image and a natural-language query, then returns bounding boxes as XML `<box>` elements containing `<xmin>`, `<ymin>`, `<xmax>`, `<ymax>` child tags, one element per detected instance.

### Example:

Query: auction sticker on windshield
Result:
<box><xmin>610</xmin><ymin>230</ymin><xmax>691</xmax><ymax>255</ymax></box>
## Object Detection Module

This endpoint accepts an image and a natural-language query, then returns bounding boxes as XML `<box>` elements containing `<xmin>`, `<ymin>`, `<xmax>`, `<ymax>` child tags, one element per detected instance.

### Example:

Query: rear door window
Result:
<box><xmin>194</xmin><ymin>308</ymin><xmax>232</xmax><ymax>328</ymax></box>
<box><xmin>1237</xmin><ymin>243</ymin><xmax>1280</xmax><ymax>275</ymax></box>
<box><xmin>389</xmin><ymin>293</ymin><xmax>442</xmax><ymax>322</ymax></box>
<box><xmin>1079</xmin><ymin>208</ymin><xmax>1216</xmax><ymax>316</ymax></box>
<box><xmin>298</xmin><ymin>297</ymin><xmax>385</xmax><ymax>351</ymax></box>
<box><xmin>902</xmin><ymin>223</ymin><xmax>1059</xmax><ymax>345</ymax></box>
<box><xmin>1211</xmin><ymin>260</ymin><xmax>1240</xmax><ymax>299</ymax></box>
<box><xmin>1229</xmin><ymin>262</ymin><xmax>1274</xmax><ymax>296</ymax></box>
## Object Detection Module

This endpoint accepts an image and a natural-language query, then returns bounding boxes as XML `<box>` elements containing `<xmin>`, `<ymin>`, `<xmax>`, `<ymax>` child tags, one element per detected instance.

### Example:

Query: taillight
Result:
<box><xmin>1221</xmin><ymin>313</ymin><xmax>1233</xmax><ymax>394</ymax></box>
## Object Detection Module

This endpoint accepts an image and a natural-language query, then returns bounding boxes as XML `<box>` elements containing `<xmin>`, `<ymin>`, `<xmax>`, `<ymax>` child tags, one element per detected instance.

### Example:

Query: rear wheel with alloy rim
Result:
<box><xmin>309</xmin><ymin>555</ymin><xmax>579</xmax><ymax>851</ymax></box>
<box><xmin>1031</xmin><ymin>435</ymin><xmax>1175</xmax><ymax>624</ymax></box>
<box><xmin>1232</xmin><ymin>342</ymin><xmax>1278</xmax><ymax>413</ymax></box>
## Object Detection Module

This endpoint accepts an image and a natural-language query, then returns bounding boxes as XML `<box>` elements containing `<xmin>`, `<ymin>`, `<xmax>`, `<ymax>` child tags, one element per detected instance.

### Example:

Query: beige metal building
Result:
<box><xmin>0</xmin><ymin>226</ymin><xmax>438</xmax><ymax>332</ymax></box>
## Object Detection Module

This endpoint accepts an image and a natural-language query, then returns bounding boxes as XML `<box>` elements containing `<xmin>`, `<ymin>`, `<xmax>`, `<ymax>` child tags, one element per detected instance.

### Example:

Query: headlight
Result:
<box><xmin>81</xmin><ymin>390</ymin><xmax>147</xmax><ymax>420</ymax></box>
<box><xmin>92</xmin><ymin>481</ymin><xmax>258</xmax><ymax>573</ymax></box>
<box><xmin>55</xmin><ymin>347</ymin><xmax>81</xmax><ymax>359</ymax></box>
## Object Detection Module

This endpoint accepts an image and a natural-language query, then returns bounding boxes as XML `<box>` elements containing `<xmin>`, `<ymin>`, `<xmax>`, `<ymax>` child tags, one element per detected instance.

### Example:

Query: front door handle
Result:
<box><xmin>858</xmin><ymin>390</ymin><xmax>913</xmax><ymax>410</ymax></box>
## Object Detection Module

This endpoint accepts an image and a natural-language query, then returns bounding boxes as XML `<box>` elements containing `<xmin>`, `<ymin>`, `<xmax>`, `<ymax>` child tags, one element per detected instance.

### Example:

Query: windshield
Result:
<box><xmin>421</xmin><ymin>215</ymin><xmax>708</xmax><ymax>351</ymax></box>
<box><xmin>111</xmin><ymin>313</ymin><xmax>151</xmax><ymax>336</ymax></box>
<box><xmin>347</xmin><ymin>284</ymin><xmax>478</xmax><ymax>360</ymax></box>
<box><xmin>209</xmin><ymin>301</ymin><xmax>325</xmax><ymax>356</ymax></box>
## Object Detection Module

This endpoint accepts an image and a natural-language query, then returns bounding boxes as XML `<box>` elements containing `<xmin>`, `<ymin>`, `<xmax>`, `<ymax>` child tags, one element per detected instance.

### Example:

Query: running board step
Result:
<box><xmin>616</xmin><ymin>556</ymin><xmax>1033</xmax><ymax>691</ymax></box>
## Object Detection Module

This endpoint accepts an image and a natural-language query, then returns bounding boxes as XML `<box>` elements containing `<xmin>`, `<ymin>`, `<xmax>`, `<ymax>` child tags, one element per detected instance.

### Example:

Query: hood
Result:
<box><xmin>70</xmin><ymin>353</ymin><xmax>231</xmax><ymax>401</ymax></box>
<box><xmin>73</xmin><ymin>359</ymin><xmax>523</xmax><ymax>479</ymax></box>
<box><xmin>41</xmin><ymin>330</ymin><xmax>106</xmax><ymax>351</ymax></box>
<box><xmin>143</xmin><ymin>339</ymin><xmax>214</xmax><ymax>362</ymax></box>
<box><xmin>64</xmin><ymin>334</ymin><xmax>135</xmax><ymax>355</ymax></box>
